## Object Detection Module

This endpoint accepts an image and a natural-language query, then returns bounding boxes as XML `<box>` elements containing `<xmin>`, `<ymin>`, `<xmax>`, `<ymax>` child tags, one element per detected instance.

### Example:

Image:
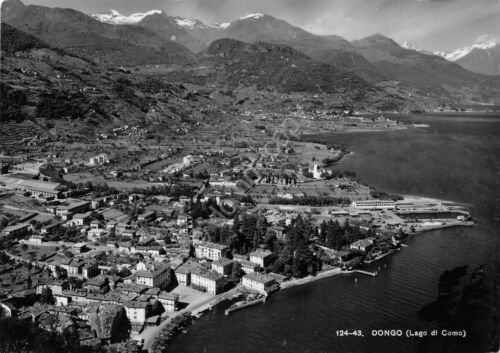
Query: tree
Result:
<box><xmin>117</xmin><ymin>268</ymin><xmax>132</xmax><ymax>278</ymax></box>
<box><xmin>40</xmin><ymin>287</ymin><xmax>55</xmax><ymax>305</ymax></box>
<box><xmin>232</xmin><ymin>213</ymin><xmax>241</xmax><ymax>234</ymax></box>
<box><xmin>229</xmin><ymin>263</ymin><xmax>244</xmax><ymax>283</ymax></box>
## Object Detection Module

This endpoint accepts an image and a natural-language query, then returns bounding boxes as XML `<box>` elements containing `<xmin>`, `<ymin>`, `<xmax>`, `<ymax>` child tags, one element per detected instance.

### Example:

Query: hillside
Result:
<box><xmin>0</xmin><ymin>25</ymin><xmax>222</xmax><ymax>146</ymax></box>
<box><xmin>174</xmin><ymin>39</ymin><xmax>372</xmax><ymax>96</ymax></box>
<box><xmin>1</xmin><ymin>0</ymin><xmax>193</xmax><ymax>65</ymax></box>
<box><xmin>456</xmin><ymin>45</ymin><xmax>500</xmax><ymax>76</ymax></box>
<box><xmin>350</xmin><ymin>34</ymin><xmax>500</xmax><ymax>101</ymax></box>
<box><xmin>0</xmin><ymin>22</ymin><xmax>51</xmax><ymax>53</ymax></box>
<box><xmin>137</xmin><ymin>12</ymin><xmax>206</xmax><ymax>53</ymax></box>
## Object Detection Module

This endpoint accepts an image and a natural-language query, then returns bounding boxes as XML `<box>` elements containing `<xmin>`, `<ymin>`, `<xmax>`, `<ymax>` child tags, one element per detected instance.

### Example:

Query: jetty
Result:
<box><xmin>353</xmin><ymin>270</ymin><xmax>377</xmax><ymax>277</ymax></box>
<box><xmin>225</xmin><ymin>295</ymin><xmax>267</xmax><ymax>315</ymax></box>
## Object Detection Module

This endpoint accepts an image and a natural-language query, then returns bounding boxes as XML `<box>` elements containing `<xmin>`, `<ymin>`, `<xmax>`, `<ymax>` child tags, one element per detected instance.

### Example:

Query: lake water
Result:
<box><xmin>168</xmin><ymin>113</ymin><xmax>500</xmax><ymax>353</ymax></box>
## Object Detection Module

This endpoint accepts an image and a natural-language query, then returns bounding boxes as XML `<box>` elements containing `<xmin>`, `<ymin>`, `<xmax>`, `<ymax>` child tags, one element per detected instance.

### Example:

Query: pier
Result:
<box><xmin>225</xmin><ymin>296</ymin><xmax>267</xmax><ymax>315</ymax></box>
<box><xmin>353</xmin><ymin>270</ymin><xmax>377</xmax><ymax>277</ymax></box>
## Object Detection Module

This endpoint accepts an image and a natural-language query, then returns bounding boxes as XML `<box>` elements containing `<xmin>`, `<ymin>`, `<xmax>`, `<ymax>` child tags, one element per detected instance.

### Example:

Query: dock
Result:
<box><xmin>353</xmin><ymin>270</ymin><xmax>377</xmax><ymax>277</ymax></box>
<box><xmin>225</xmin><ymin>296</ymin><xmax>267</xmax><ymax>315</ymax></box>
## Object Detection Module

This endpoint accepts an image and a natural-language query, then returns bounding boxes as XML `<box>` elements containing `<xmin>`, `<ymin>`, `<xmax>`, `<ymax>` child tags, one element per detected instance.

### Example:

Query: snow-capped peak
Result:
<box><xmin>218</xmin><ymin>22</ymin><xmax>231</xmax><ymax>29</ymax></box>
<box><xmin>401</xmin><ymin>41</ymin><xmax>419</xmax><ymax>51</ymax></box>
<box><xmin>91</xmin><ymin>9</ymin><xmax>162</xmax><ymax>25</ymax></box>
<box><xmin>174</xmin><ymin>16</ymin><xmax>230</xmax><ymax>30</ymax></box>
<box><xmin>239</xmin><ymin>13</ymin><xmax>264</xmax><ymax>20</ymax></box>
<box><xmin>435</xmin><ymin>35</ymin><xmax>499</xmax><ymax>61</ymax></box>
<box><xmin>400</xmin><ymin>41</ymin><xmax>436</xmax><ymax>56</ymax></box>
<box><xmin>174</xmin><ymin>18</ymin><xmax>198</xmax><ymax>29</ymax></box>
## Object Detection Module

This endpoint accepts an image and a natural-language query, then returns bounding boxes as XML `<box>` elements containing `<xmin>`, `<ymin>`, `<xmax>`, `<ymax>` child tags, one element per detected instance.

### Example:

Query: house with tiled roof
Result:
<box><xmin>191</xmin><ymin>268</ymin><xmax>225</xmax><ymax>295</ymax></box>
<box><xmin>242</xmin><ymin>273</ymin><xmax>279</xmax><ymax>294</ymax></box>
<box><xmin>195</xmin><ymin>242</ymin><xmax>229</xmax><ymax>261</ymax></box>
<box><xmin>249</xmin><ymin>249</ymin><xmax>273</xmax><ymax>267</ymax></box>
<box><xmin>135</xmin><ymin>262</ymin><xmax>170</xmax><ymax>289</ymax></box>
<box><xmin>158</xmin><ymin>292</ymin><xmax>179</xmax><ymax>312</ymax></box>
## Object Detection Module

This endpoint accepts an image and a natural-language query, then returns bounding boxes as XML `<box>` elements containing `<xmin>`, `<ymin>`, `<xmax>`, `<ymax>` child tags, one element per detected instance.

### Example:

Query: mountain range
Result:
<box><xmin>1</xmin><ymin>0</ymin><xmax>500</xmax><ymax>116</ymax></box>
<box><xmin>90</xmin><ymin>8</ymin><xmax>500</xmax><ymax>77</ymax></box>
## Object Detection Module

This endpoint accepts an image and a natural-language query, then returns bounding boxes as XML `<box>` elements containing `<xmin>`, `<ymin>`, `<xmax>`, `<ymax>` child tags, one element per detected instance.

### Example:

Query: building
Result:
<box><xmin>135</xmin><ymin>263</ymin><xmax>170</xmax><ymax>289</ymax></box>
<box><xmin>28</xmin><ymin>235</ymin><xmax>44</xmax><ymax>245</ymax></box>
<box><xmin>195</xmin><ymin>242</ymin><xmax>229</xmax><ymax>261</ymax></box>
<box><xmin>35</xmin><ymin>280</ymin><xmax>65</xmax><ymax>296</ymax></box>
<box><xmin>190</xmin><ymin>268</ymin><xmax>225</xmax><ymax>295</ymax></box>
<box><xmin>308</xmin><ymin>160</ymin><xmax>323</xmax><ymax>180</ymax></box>
<box><xmin>40</xmin><ymin>222</ymin><xmax>62</xmax><ymax>235</ymax></box>
<box><xmin>82</xmin><ymin>263</ymin><xmax>99</xmax><ymax>279</ymax></box>
<box><xmin>177</xmin><ymin>215</ymin><xmax>188</xmax><ymax>227</ymax></box>
<box><xmin>138</xmin><ymin>211</ymin><xmax>156</xmax><ymax>222</ymax></box>
<box><xmin>232</xmin><ymin>257</ymin><xmax>259</xmax><ymax>274</ymax></box>
<box><xmin>211</xmin><ymin>259</ymin><xmax>234</xmax><ymax>276</ymax></box>
<box><xmin>90</xmin><ymin>220</ymin><xmax>101</xmax><ymax>230</ymax></box>
<box><xmin>249</xmin><ymin>249</ymin><xmax>273</xmax><ymax>268</ymax></box>
<box><xmin>61</xmin><ymin>258</ymin><xmax>84</xmax><ymax>277</ymax></box>
<box><xmin>351</xmin><ymin>200</ymin><xmax>396</xmax><ymax>210</ymax></box>
<box><xmin>89</xmin><ymin>154</ymin><xmax>109</xmax><ymax>166</ymax></box>
<box><xmin>174</xmin><ymin>261</ymin><xmax>201</xmax><ymax>286</ymax></box>
<box><xmin>72</xmin><ymin>212</ymin><xmax>92</xmax><ymax>226</ymax></box>
<box><xmin>270</xmin><ymin>226</ymin><xmax>286</xmax><ymax>241</ymax></box>
<box><xmin>242</xmin><ymin>273</ymin><xmax>279</xmax><ymax>294</ymax></box>
<box><xmin>62</xmin><ymin>289</ymin><xmax>88</xmax><ymax>306</ymax></box>
<box><xmin>1</xmin><ymin>223</ymin><xmax>30</xmax><ymax>238</ymax></box>
<box><xmin>174</xmin><ymin>265</ymin><xmax>191</xmax><ymax>286</ymax></box>
<box><xmin>158</xmin><ymin>292</ymin><xmax>179</xmax><ymax>312</ymax></box>
<box><xmin>350</xmin><ymin>238</ymin><xmax>375</xmax><ymax>252</ymax></box>
<box><xmin>0</xmin><ymin>176</ymin><xmax>65</xmax><ymax>199</ymax></box>
<box><xmin>56</xmin><ymin>201</ymin><xmax>91</xmax><ymax>220</ymax></box>
<box><xmin>124</xmin><ymin>301</ymin><xmax>151</xmax><ymax>324</ymax></box>
<box><xmin>72</xmin><ymin>243</ymin><xmax>87</xmax><ymax>253</ymax></box>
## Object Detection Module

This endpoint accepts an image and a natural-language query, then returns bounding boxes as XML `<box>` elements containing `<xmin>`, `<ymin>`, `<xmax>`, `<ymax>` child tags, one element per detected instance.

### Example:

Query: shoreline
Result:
<box><xmin>147</xmin><ymin>217</ymin><xmax>475</xmax><ymax>352</ymax></box>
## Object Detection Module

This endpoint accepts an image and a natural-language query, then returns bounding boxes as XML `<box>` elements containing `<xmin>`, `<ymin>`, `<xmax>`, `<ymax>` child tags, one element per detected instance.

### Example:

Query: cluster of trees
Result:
<box><xmin>0</xmin><ymin>82</ymin><xmax>27</xmax><ymax>123</ymax></box>
<box><xmin>36</xmin><ymin>92</ymin><xmax>87</xmax><ymax>120</ymax></box>
<box><xmin>0</xmin><ymin>317</ymin><xmax>106</xmax><ymax>353</ymax></box>
<box><xmin>232</xmin><ymin>213</ymin><xmax>270</xmax><ymax>254</ymax></box>
<box><xmin>129</xmin><ymin>184</ymin><xmax>198</xmax><ymax>198</ymax></box>
<box><xmin>269</xmin><ymin>196</ymin><xmax>351</xmax><ymax>206</ymax></box>
<box><xmin>323</xmin><ymin>170</ymin><xmax>357</xmax><ymax>179</ymax></box>
<box><xmin>317</xmin><ymin>219</ymin><xmax>374</xmax><ymax>250</ymax></box>
<box><xmin>321</xmin><ymin>156</ymin><xmax>343</xmax><ymax>166</ymax></box>
<box><xmin>45</xmin><ymin>227</ymin><xmax>82</xmax><ymax>243</ymax></box>
<box><xmin>269</xmin><ymin>216</ymin><xmax>320</xmax><ymax>278</ymax></box>
<box><xmin>190</xmin><ymin>198</ymin><xmax>221</xmax><ymax>219</ymax></box>
<box><xmin>150</xmin><ymin>312</ymin><xmax>194</xmax><ymax>353</ymax></box>
<box><xmin>114</xmin><ymin>78</ymin><xmax>148</xmax><ymax>112</ymax></box>
<box><xmin>370</xmin><ymin>190</ymin><xmax>403</xmax><ymax>201</ymax></box>
<box><xmin>260</xmin><ymin>172</ymin><xmax>298</xmax><ymax>185</ymax></box>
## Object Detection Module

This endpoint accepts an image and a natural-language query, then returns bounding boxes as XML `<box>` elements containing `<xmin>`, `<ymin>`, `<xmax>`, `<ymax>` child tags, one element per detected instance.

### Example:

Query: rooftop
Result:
<box><xmin>243</xmin><ymin>272</ymin><xmax>276</xmax><ymax>284</ymax></box>
<box><xmin>124</xmin><ymin>301</ymin><xmax>149</xmax><ymax>309</ymax></box>
<box><xmin>191</xmin><ymin>268</ymin><xmax>224</xmax><ymax>282</ymax></box>
<box><xmin>196</xmin><ymin>241</ymin><xmax>228</xmax><ymax>251</ymax></box>
<box><xmin>2</xmin><ymin>222</ymin><xmax>30</xmax><ymax>233</ymax></box>
<box><xmin>158</xmin><ymin>291</ymin><xmax>179</xmax><ymax>301</ymax></box>
<box><xmin>250</xmin><ymin>249</ymin><xmax>273</xmax><ymax>258</ymax></box>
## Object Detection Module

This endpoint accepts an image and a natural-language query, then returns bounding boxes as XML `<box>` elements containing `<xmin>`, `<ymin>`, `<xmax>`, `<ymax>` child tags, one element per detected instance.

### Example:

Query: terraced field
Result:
<box><xmin>0</xmin><ymin>121</ymin><xmax>47</xmax><ymax>145</ymax></box>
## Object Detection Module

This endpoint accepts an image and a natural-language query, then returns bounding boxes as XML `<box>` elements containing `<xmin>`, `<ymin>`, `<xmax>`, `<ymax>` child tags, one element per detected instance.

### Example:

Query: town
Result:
<box><xmin>0</xmin><ymin>119</ymin><xmax>473</xmax><ymax>353</ymax></box>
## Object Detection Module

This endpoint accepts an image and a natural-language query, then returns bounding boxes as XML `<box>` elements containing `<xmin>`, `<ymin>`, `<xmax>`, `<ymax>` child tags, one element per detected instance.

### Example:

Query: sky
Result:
<box><xmin>19</xmin><ymin>0</ymin><xmax>500</xmax><ymax>51</ymax></box>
